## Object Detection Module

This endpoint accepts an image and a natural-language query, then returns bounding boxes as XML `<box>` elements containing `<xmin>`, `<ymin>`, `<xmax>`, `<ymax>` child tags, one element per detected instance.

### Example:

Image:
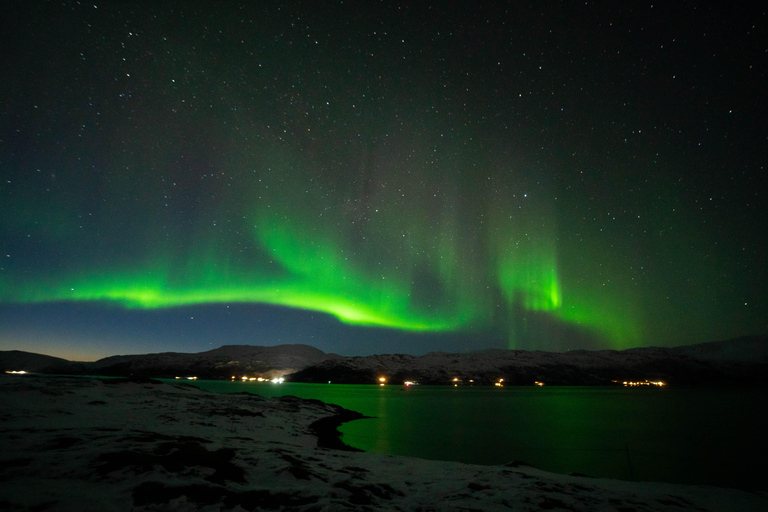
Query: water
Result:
<box><xmin>181</xmin><ymin>380</ymin><xmax>768</xmax><ymax>491</ymax></box>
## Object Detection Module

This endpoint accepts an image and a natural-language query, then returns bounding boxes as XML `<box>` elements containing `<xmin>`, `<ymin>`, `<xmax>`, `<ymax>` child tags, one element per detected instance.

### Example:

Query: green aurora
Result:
<box><xmin>3</xmin><ymin>134</ymin><xmax>634</xmax><ymax>348</ymax></box>
<box><xmin>1</xmin><ymin>2</ymin><xmax>765</xmax><ymax>357</ymax></box>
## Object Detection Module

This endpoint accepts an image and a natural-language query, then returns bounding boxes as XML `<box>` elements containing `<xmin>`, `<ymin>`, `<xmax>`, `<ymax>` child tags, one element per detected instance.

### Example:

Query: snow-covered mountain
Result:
<box><xmin>288</xmin><ymin>336</ymin><xmax>768</xmax><ymax>385</ymax></box>
<box><xmin>671</xmin><ymin>336</ymin><xmax>768</xmax><ymax>363</ymax></box>
<box><xmin>2</xmin><ymin>337</ymin><xmax>765</xmax><ymax>384</ymax></box>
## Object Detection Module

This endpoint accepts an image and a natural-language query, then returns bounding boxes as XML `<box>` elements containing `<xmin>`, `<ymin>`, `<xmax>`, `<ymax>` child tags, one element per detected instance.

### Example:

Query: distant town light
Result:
<box><xmin>622</xmin><ymin>380</ymin><xmax>665</xmax><ymax>387</ymax></box>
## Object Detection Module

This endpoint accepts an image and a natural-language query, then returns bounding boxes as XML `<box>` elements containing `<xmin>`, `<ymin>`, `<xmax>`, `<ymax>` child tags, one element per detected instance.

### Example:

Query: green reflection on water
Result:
<box><xmin>180</xmin><ymin>380</ymin><xmax>768</xmax><ymax>491</ymax></box>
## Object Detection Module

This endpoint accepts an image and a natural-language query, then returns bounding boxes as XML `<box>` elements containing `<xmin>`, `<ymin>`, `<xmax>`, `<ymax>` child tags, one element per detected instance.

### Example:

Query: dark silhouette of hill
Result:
<box><xmin>0</xmin><ymin>350</ymin><xmax>70</xmax><ymax>372</ymax></box>
<box><xmin>1</xmin><ymin>337</ymin><xmax>765</xmax><ymax>385</ymax></box>
<box><xmin>0</xmin><ymin>344</ymin><xmax>338</xmax><ymax>380</ymax></box>
<box><xmin>671</xmin><ymin>335</ymin><xmax>768</xmax><ymax>362</ymax></box>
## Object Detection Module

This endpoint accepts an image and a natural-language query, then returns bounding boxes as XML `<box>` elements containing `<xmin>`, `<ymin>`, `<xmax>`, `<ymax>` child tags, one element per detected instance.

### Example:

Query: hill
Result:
<box><xmin>287</xmin><ymin>337</ymin><xmax>768</xmax><ymax>386</ymax></box>
<box><xmin>0</xmin><ymin>344</ymin><xmax>339</xmax><ymax>380</ymax></box>
<box><xmin>2</xmin><ymin>337</ymin><xmax>766</xmax><ymax>385</ymax></box>
<box><xmin>0</xmin><ymin>350</ymin><xmax>71</xmax><ymax>373</ymax></box>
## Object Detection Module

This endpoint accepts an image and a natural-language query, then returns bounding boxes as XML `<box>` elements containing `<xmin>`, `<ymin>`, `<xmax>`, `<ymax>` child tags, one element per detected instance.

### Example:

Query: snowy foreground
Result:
<box><xmin>1</xmin><ymin>375</ymin><xmax>766</xmax><ymax>512</ymax></box>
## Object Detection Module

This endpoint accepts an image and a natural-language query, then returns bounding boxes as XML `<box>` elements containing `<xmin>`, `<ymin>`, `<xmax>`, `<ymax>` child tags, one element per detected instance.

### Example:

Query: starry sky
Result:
<box><xmin>1</xmin><ymin>1</ymin><xmax>766</xmax><ymax>361</ymax></box>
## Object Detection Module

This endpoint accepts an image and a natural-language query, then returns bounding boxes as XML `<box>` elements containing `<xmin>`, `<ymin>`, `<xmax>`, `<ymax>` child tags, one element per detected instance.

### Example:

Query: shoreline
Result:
<box><xmin>307</xmin><ymin>406</ymin><xmax>371</xmax><ymax>452</ymax></box>
<box><xmin>2</xmin><ymin>374</ymin><xmax>766</xmax><ymax>511</ymax></box>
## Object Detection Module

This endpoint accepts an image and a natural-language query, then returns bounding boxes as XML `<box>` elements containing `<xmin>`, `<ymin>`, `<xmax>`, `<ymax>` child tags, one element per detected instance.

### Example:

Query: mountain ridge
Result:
<box><xmin>291</xmin><ymin>336</ymin><xmax>768</xmax><ymax>385</ymax></box>
<box><xmin>1</xmin><ymin>336</ymin><xmax>765</xmax><ymax>385</ymax></box>
<box><xmin>0</xmin><ymin>343</ymin><xmax>340</xmax><ymax>380</ymax></box>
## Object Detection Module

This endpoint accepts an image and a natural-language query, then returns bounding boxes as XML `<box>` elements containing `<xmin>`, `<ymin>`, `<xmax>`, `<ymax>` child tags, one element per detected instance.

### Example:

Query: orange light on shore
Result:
<box><xmin>622</xmin><ymin>380</ymin><xmax>666</xmax><ymax>387</ymax></box>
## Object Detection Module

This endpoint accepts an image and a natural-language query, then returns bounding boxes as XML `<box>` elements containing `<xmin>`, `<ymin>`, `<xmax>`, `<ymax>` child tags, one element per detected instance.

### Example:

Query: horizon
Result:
<box><xmin>4</xmin><ymin>333</ymin><xmax>762</xmax><ymax>364</ymax></box>
<box><xmin>2</xmin><ymin>3</ymin><xmax>766</xmax><ymax>359</ymax></box>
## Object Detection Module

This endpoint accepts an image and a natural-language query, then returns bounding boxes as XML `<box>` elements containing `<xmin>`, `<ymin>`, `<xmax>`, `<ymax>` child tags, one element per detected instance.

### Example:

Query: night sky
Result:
<box><xmin>2</xmin><ymin>1</ymin><xmax>766</xmax><ymax>361</ymax></box>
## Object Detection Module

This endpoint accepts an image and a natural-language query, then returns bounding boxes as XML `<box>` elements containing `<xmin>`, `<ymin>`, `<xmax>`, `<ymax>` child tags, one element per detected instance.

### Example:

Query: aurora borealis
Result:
<box><xmin>1</xmin><ymin>2</ymin><xmax>766</xmax><ymax>360</ymax></box>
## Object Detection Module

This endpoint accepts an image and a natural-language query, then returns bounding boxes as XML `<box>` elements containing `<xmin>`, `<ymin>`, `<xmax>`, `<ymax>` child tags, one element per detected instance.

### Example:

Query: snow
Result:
<box><xmin>291</xmin><ymin>341</ymin><xmax>768</xmax><ymax>385</ymax></box>
<box><xmin>1</xmin><ymin>374</ymin><xmax>766</xmax><ymax>511</ymax></box>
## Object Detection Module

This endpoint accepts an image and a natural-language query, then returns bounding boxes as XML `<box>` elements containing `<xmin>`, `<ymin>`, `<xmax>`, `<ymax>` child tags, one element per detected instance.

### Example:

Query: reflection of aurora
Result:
<box><xmin>0</xmin><ymin>137</ymin><xmax>639</xmax><ymax>350</ymax></box>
